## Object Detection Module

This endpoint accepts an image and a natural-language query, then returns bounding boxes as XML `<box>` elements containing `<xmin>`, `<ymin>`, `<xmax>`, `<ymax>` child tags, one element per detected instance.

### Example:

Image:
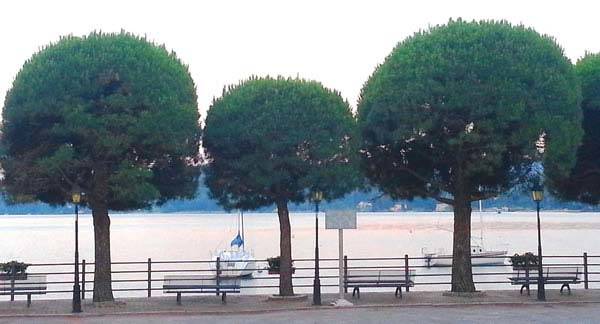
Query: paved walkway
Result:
<box><xmin>2</xmin><ymin>304</ymin><xmax>600</xmax><ymax>323</ymax></box>
<box><xmin>1</xmin><ymin>290</ymin><xmax>599</xmax><ymax>320</ymax></box>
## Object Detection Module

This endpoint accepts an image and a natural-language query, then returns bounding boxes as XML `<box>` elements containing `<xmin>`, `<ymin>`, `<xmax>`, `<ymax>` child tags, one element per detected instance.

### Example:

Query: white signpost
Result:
<box><xmin>325</xmin><ymin>210</ymin><xmax>357</xmax><ymax>305</ymax></box>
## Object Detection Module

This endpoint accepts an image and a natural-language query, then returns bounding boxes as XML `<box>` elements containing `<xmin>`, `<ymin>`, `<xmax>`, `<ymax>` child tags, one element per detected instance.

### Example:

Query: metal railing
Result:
<box><xmin>2</xmin><ymin>253</ymin><xmax>599</xmax><ymax>301</ymax></box>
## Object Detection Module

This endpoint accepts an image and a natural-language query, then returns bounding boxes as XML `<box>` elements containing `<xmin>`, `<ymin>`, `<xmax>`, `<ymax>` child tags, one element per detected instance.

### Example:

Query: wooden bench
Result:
<box><xmin>0</xmin><ymin>275</ymin><xmax>47</xmax><ymax>307</ymax></box>
<box><xmin>163</xmin><ymin>275</ymin><xmax>240</xmax><ymax>304</ymax></box>
<box><xmin>344</xmin><ymin>269</ymin><xmax>415</xmax><ymax>299</ymax></box>
<box><xmin>509</xmin><ymin>266</ymin><xmax>580</xmax><ymax>295</ymax></box>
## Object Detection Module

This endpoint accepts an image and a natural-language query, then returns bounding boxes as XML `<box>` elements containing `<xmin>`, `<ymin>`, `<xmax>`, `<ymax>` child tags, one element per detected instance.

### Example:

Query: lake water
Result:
<box><xmin>2</xmin><ymin>211</ymin><xmax>599</xmax><ymax>298</ymax></box>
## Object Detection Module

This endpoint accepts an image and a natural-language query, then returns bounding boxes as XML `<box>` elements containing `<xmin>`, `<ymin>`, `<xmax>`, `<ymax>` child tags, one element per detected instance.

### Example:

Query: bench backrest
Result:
<box><xmin>513</xmin><ymin>267</ymin><xmax>579</xmax><ymax>279</ymax></box>
<box><xmin>0</xmin><ymin>275</ymin><xmax>47</xmax><ymax>292</ymax></box>
<box><xmin>378</xmin><ymin>269</ymin><xmax>416</xmax><ymax>281</ymax></box>
<box><xmin>346</xmin><ymin>269</ymin><xmax>415</xmax><ymax>283</ymax></box>
<box><xmin>546</xmin><ymin>266</ymin><xmax>579</xmax><ymax>278</ymax></box>
<box><xmin>345</xmin><ymin>270</ymin><xmax>380</xmax><ymax>284</ymax></box>
<box><xmin>163</xmin><ymin>275</ymin><xmax>240</xmax><ymax>289</ymax></box>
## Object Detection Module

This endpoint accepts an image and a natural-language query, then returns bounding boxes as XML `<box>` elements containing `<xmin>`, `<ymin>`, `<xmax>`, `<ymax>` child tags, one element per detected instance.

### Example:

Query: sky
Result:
<box><xmin>1</xmin><ymin>0</ymin><xmax>600</xmax><ymax>119</ymax></box>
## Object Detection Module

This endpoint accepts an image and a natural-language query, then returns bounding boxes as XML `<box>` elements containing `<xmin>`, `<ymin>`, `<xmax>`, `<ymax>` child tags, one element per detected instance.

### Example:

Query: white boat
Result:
<box><xmin>422</xmin><ymin>200</ymin><xmax>508</xmax><ymax>267</ymax></box>
<box><xmin>211</xmin><ymin>212</ymin><xmax>257</xmax><ymax>278</ymax></box>
<box><xmin>422</xmin><ymin>245</ymin><xmax>508</xmax><ymax>267</ymax></box>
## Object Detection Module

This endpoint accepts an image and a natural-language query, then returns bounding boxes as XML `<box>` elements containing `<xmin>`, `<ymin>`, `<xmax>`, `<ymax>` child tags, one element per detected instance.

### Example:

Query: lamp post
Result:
<box><xmin>312</xmin><ymin>190</ymin><xmax>323</xmax><ymax>306</ymax></box>
<box><xmin>531</xmin><ymin>183</ymin><xmax>545</xmax><ymax>301</ymax></box>
<box><xmin>72</xmin><ymin>189</ymin><xmax>82</xmax><ymax>313</ymax></box>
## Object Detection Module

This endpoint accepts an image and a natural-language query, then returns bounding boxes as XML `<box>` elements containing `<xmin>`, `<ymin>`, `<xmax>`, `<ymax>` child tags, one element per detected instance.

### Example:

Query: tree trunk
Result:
<box><xmin>91</xmin><ymin>200</ymin><xmax>114</xmax><ymax>302</ymax></box>
<box><xmin>276</xmin><ymin>199</ymin><xmax>294</xmax><ymax>296</ymax></box>
<box><xmin>451</xmin><ymin>197</ymin><xmax>476</xmax><ymax>292</ymax></box>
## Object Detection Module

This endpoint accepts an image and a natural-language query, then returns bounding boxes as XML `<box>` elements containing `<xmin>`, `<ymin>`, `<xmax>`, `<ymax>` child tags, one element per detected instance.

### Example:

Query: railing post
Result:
<box><xmin>404</xmin><ymin>254</ymin><xmax>410</xmax><ymax>292</ymax></box>
<box><xmin>343</xmin><ymin>255</ymin><xmax>348</xmax><ymax>293</ymax></box>
<box><xmin>147</xmin><ymin>258</ymin><xmax>152</xmax><ymax>298</ymax></box>
<box><xmin>525</xmin><ymin>257</ymin><xmax>530</xmax><ymax>295</ymax></box>
<box><xmin>216</xmin><ymin>257</ymin><xmax>221</xmax><ymax>296</ymax></box>
<box><xmin>82</xmin><ymin>259</ymin><xmax>86</xmax><ymax>300</ymax></box>
<box><xmin>584</xmin><ymin>252</ymin><xmax>589</xmax><ymax>289</ymax></box>
<box><xmin>10</xmin><ymin>264</ymin><xmax>15</xmax><ymax>301</ymax></box>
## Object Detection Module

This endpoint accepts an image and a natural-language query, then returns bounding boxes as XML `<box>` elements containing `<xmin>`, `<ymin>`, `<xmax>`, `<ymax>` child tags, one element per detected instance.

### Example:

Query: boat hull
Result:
<box><xmin>424</xmin><ymin>251</ymin><xmax>508</xmax><ymax>267</ymax></box>
<box><xmin>211</xmin><ymin>250</ymin><xmax>257</xmax><ymax>278</ymax></box>
<box><xmin>215</xmin><ymin>260</ymin><xmax>256</xmax><ymax>278</ymax></box>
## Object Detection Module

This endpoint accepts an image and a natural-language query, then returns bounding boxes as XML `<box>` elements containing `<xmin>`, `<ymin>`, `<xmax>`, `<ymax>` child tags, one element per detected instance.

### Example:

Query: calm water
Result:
<box><xmin>2</xmin><ymin>211</ymin><xmax>599</xmax><ymax>298</ymax></box>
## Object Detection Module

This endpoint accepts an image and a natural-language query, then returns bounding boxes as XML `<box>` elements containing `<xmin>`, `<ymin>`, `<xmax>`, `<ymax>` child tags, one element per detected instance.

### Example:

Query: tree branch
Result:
<box><xmin>409</xmin><ymin>187</ymin><xmax>454</xmax><ymax>205</ymax></box>
<box><xmin>367</xmin><ymin>192</ymin><xmax>387</xmax><ymax>203</ymax></box>
<box><xmin>394</xmin><ymin>164</ymin><xmax>449</xmax><ymax>194</ymax></box>
<box><xmin>434</xmin><ymin>195</ymin><xmax>455</xmax><ymax>205</ymax></box>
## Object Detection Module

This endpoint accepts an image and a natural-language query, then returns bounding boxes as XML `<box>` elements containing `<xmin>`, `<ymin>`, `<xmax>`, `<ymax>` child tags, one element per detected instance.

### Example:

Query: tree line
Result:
<box><xmin>1</xmin><ymin>19</ymin><xmax>599</xmax><ymax>300</ymax></box>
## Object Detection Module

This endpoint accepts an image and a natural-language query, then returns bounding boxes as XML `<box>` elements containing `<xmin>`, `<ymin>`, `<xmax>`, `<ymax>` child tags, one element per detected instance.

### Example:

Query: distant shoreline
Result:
<box><xmin>2</xmin><ymin>209</ymin><xmax>599</xmax><ymax>217</ymax></box>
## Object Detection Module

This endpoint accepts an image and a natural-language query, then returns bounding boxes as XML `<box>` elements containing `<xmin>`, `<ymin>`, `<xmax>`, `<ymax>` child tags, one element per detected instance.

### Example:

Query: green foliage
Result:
<box><xmin>509</xmin><ymin>252</ymin><xmax>539</xmax><ymax>268</ymax></box>
<box><xmin>357</xmin><ymin>19</ymin><xmax>582</xmax><ymax>202</ymax></box>
<box><xmin>0</xmin><ymin>261</ymin><xmax>29</xmax><ymax>275</ymax></box>
<box><xmin>1</xmin><ymin>31</ymin><xmax>201</xmax><ymax>210</ymax></box>
<box><xmin>553</xmin><ymin>53</ymin><xmax>600</xmax><ymax>204</ymax></box>
<box><xmin>576</xmin><ymin>53</ymin><xmax>600</xmax><ymax>113</ymax></box>
<box><xmin>203</xmin><ymin>76</ymin><xmax>359</xmax><ymax>209</ymax></box>
<box><xmin>267</xmin><ymin>256</ymin><xmax>281</xmax><ymax>270</ymax></box>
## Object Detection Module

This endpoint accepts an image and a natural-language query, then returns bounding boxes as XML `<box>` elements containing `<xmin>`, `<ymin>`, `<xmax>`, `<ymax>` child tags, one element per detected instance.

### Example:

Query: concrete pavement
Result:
<box><xmin>1</xmin><ymin>290</ymin><xmax>600</xmax><ymax>322</ymax></box>
<box><xmin>1</xmin><ymin>304</ymin><xmax>600</xmax><ymax>323</ymax></box>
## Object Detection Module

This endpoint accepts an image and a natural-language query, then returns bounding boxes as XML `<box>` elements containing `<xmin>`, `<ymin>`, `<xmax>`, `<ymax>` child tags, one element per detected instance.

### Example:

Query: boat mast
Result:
<box><xmin>241</xmin><ymin>211</ymin><xmax>245</xmax><ymax>251</ymax></box>
<box><xmin>479</xmin><ymin>199</ymin><xmax>484</xmax><ymax>248</ymax></box>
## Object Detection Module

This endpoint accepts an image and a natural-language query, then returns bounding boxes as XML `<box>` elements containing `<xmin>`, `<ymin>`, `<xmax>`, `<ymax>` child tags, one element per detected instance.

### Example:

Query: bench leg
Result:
<box><xmin>520</xmin><ymin>284</ymin><xmax>530</xmax><ymax>296</ymax></box>
<box><xmin>352</xmin><ymin>287</ymin><xmax>360</xmax><ymax>299</ymax></box>
<box><xmin>560</xmin><ymin>284</ymin><xmax>571</xmax><ymax>295</ymax></box>
<box><xmin>27</xmin><ymin>294</ymin><xmax>31</xmax><ymax>308</ymax></box>
<box><xmin>395</xmin><ymin>287</ymin><xmax>402</xmax><ymax>299</ymax></box>
<box><xmin>222</xmin><ymin>292</ymin><xmax>227</xmax><ymax>303</ymax></box>
<box><xmin>176</xmin><ymin>292</ymin><xmax>182</xmax><ymax>306</ymax></box>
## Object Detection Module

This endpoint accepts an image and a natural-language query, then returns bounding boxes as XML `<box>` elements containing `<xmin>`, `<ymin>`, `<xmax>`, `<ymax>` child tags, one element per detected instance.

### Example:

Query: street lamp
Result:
<box><xmin>531</xmin><ymin>183</ymin><xmax>545</xmax><ymax>301</ymax></box>
<box><xmin>72</xmin><ymin>188</ymin><xmax>82</xmax><ymax>313</ymax></box>
<box><xmin>312</xmin><ymin>190</ymin><xmax>323</xmax><ymax>306</ymax></box>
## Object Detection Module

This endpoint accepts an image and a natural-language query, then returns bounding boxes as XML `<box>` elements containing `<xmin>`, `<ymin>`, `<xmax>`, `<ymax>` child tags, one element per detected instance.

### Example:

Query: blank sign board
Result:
<box><xmin>325</xmin><ymin>210</ymin><xmax>357</xmax><ymax>229</ymax></box>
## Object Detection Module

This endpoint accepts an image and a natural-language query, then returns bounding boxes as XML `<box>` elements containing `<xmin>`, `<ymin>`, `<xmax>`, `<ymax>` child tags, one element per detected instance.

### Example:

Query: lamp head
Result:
<box><xmin>72</xmin><ymin>186</ymin><xmax>82</xmax><ymax>204</ymax></box>
<box><xmin>312</xmin><ymin>190</ymin><xmax>323</xmax><ymax>203</ymax></box>
<box><xmin>531</xmin><ymin>183</ymin><xmax>544</xmax><ymax>202</ymax></box>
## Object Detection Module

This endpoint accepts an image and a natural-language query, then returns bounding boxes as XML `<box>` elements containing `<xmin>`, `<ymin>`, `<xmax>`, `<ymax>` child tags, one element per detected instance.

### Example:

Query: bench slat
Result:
<box><xmin>162</xmin><ymin>275</ymin><xmax>240</xmax><ymax>294</ymax></box>
<box><xmin>0</xmin><ymin>275</ymin><xmax>47</xmax><ymax>293</ymax></box>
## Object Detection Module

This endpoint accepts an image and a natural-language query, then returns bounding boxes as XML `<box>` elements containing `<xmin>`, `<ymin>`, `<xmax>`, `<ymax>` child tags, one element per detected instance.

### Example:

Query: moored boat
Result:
<box><xmin>211</xmin><ymin>212</ymin><xmax>257</xmax><ymax>278</ymax></box>
<box><xmin>422</xmin><ymin>199</ymin><xmax>508</xmax><ymax>267</ymax></box>
<box><xmin>422</xmin><ymin>246</ymin><xmax>508</xmax><ymax>267</ymax></box>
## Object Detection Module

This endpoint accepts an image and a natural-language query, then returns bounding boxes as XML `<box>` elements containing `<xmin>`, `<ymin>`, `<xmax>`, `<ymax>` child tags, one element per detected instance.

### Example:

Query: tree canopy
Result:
<box><xmin>2</xmin><ymin>31</ymin><xmax>201</xmax><ymax>208</ymax></box>
<box><xmin>1</xmin><ymin>31</ymin><xmax>201</xmax><ymax>301</ymax></box>
<box><xmin>203</xmin><ymin>76</ymin><xmax>359</xmax><ymax>295</ymax></box>
<box><xmin>204</xmin><ymin>76</ymin><xmax>358</xmax><ymax>209</ymax></box>
<box><xmin>553</xmin><ymin>53</ymin><xmax>600</xmax><ymax>204</ymax></box>
<box><xmin>357</xmin><ymin>19</ymin><xmax>582</xmax><ymax>292</ymax></box>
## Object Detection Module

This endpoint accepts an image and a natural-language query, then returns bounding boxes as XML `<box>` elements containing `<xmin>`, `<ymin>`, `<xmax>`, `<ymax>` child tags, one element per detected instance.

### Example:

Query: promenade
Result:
<box><xmin>2</xmin><ymin>290</ymin><xmax>600</xmax><ymax>322</ymax></box>
<box><xmin>2</xmin><ymin>304</ymin><xmax>599</xmax><ymax>324</ymax></box>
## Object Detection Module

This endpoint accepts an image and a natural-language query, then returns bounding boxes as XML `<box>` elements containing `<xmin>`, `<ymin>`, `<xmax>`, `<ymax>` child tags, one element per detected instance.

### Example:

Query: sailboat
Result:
<box><xmin>211</xmin><ymin>211</ymin><xmax>257</xmax><ymax>278</ymax></box>
<box><xmin>422</xmin><ymin>200</ymin><xmax>508</xmax><ymax>267</ymax></box>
